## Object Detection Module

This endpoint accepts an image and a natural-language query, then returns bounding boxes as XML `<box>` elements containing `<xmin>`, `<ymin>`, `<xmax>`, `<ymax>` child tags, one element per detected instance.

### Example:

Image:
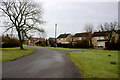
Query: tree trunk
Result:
<box><xmin>89</xmin><ymin>32</ymin><xmax>93</xmax><ymax>48</ymax></box>
<box><xmin>17</xmin><ymin>30</ymin><xmax>24</xmax><ymax>49</ymax></box>
<box><xmin>20</xmin><ymin>41</ymin><xmax>24</xmax><ymax>49</ymax></box>
<box><xmin>107</xmin><ymin>32</ymin><xmax>112</xmax><ymax>44</ymax></box>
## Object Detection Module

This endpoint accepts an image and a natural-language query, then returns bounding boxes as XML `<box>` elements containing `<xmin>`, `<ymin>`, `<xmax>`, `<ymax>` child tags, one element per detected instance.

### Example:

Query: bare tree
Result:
<box><xmin>84</xmin><ymin>24</ymin><xmax>93</xmax><ymax>33</ymax></box>
<box><xmin>0</xmin><ymin>0</ymin><xmax>45</xmax><ymax>49</ymax></box>
<box><xmin>99</xmin><ymin>22</ymin><xmax>118</xmax><ymax>44</ymax></box>
<box><xmin>99</xmin><ymin>22</ymin><xmax>118</xmax><ymax>31</ymax></box>
<box><xmin>84</xmin><ymin>24</ymin><xmax>94</xmax><ymax>47</ymax></box>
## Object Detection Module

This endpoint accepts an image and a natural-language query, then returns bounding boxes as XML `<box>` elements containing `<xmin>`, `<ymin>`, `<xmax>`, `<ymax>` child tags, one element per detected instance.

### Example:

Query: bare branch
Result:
<box><xmin>0</xmin><ymin>0</ymin><xmax>45</xmax><ymax>49</ymax></box>
<box><xmin>84</xmin><ymin>24</ymin><xmax>93</xmax><ymax>33</ymax></box>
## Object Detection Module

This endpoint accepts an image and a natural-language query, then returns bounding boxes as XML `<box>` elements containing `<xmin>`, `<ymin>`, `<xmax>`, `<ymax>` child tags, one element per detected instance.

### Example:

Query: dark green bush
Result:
<box><xmin>74</xmin><ymin>40</ymin><xmax>90</xmax><ymax>48</ymax></box>
<box><xmin>106</xmin><ymin>37</ymin><xmax>120</xmax><ymax>50</ymax></box>
<box><xmin>2</xmin><ymin>35</ymin><xmax>20</xmax><ymax>48</ymax></box>
<box><xmin>49</xmin><ymin>40</ymin><xmax>55</xmax><ymax>47</ymax></box>
<box><xmin>106</xmin><ymin>42</ymin><xmax>120</xmax><ymax>50</ymax></box>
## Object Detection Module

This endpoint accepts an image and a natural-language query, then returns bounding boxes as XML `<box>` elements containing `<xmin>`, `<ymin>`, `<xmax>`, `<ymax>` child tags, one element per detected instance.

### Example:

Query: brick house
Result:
<box><xmin>57</xmin><ymin>33</ymin><xmax>72</xmax><ymax>47</ymax></box>
<box><xmin>92</xmin><ymin>32</ymin><xmax>108</xmax><ymax>48</ymax></box>
<box><xmin>47</xmin><ymin>37</ymin><xmax>56</xmax><ymax>47</ymax></box>
<box><xmin>72</xmin><ymin>32</ymin><xmax>91</xmax><ymax>47</ymax></box>
<box><xmin>27</xmin><ymin>37</ymin><xmax>45</xmax><ymax>46</ymax></box>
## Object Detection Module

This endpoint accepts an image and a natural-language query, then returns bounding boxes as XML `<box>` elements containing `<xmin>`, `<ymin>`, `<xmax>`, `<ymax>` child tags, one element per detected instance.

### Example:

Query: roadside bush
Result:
<box><xmin>35</xmin><ymin>41</ymin><xmax>42</xmax><ymax>46</ymax></box>
<box><xmin>57</xmin><ymin>43</ymin><xmax>72</xmax><ymax>48</ymax></box>
<box><xmin>57</xmin><ymin>43</ymin><xmax>62</xmax><ymax>47</ymax></box>
<box><xmin>49</xmin><ymin>40</ymin><xmax>55</xmax><ymax>47</ymax></box>
<box><xmin>62</xmin><ymin>44</ymin><xmax>69</xmax><ymax>48</ymax></box>
<box><xmin>74</xmin><ymin>40</ymin><xmax>90</xmax><ymax>48</ymax></box>
<box><xmin>40</xmin><ymin>41</ymin><xmax>46</xmax><ymax>47</ymax></box>
<box><xmin>106</xmin><ymin>41</ymin><xmax>120</xmax><ymax>50</ymax></box>
<box><xmin>2</xmin><ymin>35</ymin><xmax>20</xmax><ymax>48</ymax></box>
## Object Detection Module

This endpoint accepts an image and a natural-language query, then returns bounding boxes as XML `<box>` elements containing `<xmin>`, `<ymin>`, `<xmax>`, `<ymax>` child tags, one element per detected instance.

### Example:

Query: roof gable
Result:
<box><xmin>48</xmin><ymin>37</ymin><xmax>56</xmax><ymax>41</ymax></box>
<box><xmin>92</xmin><ymin>32</ymin><xmax>109</xmax><ymax>37</ymax></box>
<box><xmin>73</xmin><ymin>32</ymin><xmax>90</xmax><ymax>37</ymax></box>
<box><xmin>57</xmin><ymin>34</ymin><xmax>70</xmax><ymax>38</ymax></box>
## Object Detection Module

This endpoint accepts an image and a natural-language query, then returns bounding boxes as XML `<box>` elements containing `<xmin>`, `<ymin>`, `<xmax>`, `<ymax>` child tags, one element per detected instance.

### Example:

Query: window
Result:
<box><xmin>73</xmin><ymin>38</ymin><xmax>76</xmax><ymax>41</ymax></box>
<box><xmin>82</xmin><ymin>37</ymin><xmax>86</xmax><ymax>40</ymax></box>
<box><xmin>94</xmin><ymin>37</ymin><xmax>98</xmax><ymax>40</ymax></box>
<box><xmin>100</xmin><ymin>37</ymin><xmax>104</xmax><ymax>39</ymax></box>
<box><xmin>57</xmin><ymin>39</ymin><xmax>60</xmax><ymax>40</ymax></box>
<box><xmin>74</xmin><ymin>37</ymin><xmax>81</xmax><ymax>41</ymax></box>
<box><xmin>60</xmin><ymin>38</ymin><xmax>65</xmax><ymax>40</ymax></box>
<box><xmin>79</xmin><ymin>37</ymin><xmax>81</xmax><ymax>40</ymax></box>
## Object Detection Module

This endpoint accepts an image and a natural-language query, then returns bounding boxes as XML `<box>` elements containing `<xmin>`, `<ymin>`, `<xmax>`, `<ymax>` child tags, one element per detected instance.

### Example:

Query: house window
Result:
<box><xmin>57</xmin><ymin>39</ymin><xmax>60</xmax><ymax>40</ymax></box>
<box><xmin>79</xmin><ymin>37</ymin><xmax>81</xmax><ymax>40</ymax></box>
<box><xmin>94</xmin><ymin>37</ymin><xmax>98</xmax><ymax>40</ymax></box>
<box><xmin>60</xmin><ymin>38</ymin><xmax>65</xmax><ymax>40</ymax></box>
<box><xmin>82</xmin><ymin>37</ymin><xmax>86</xmax><ymax>40</ymax></box>
<box><xmin>100</xmin><ymin>37</ymin><xmax>104</xmax><ymax>39</ymax></box>
<box><xmin>73</xmin><ymin>38</ymin><xmax>77</xmax><ymax>41</ymax></box>
<box><xmin>73</xmin><ymin>38</ymin><xmax>75</xmax><ymax>41</ymax></box>
<box><xmin>59</xmin><ymin>38</ymin><xmax>62</xmax><ymax>40</ymax></box>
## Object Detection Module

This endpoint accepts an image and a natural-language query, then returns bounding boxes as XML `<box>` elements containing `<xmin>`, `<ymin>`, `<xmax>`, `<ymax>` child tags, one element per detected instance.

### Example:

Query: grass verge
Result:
<box><xmin>45</xmin><ymin>47</ymin><xmax>88</xmax><ymax>50</ymax></box>
<box><xmin>0</xmin><ymin>47</ymin><xmax>35</xmax><ymax>62</ymax></box>
<box><xmin>67</xmin><ymin>50</ymin><xmax>118</xmax><ymax>78</ymax></box>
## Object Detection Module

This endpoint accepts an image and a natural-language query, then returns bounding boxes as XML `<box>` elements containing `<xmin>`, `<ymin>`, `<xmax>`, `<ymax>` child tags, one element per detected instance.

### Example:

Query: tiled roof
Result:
<box><xmin>73</xmin><ymin>32</ymin><xmax>90</xmax><ymax>37</ymax></box>
<box><xmin>92</xmin><ymin>32</ymin><xmax>108</xmax><ymax>37</ymax></box>
<box><xmin>48</xmin><ymin>37</ymin><xmax>56</xmax><ymax>41</ymax></box>
<box><xmin>57</xmin><ymin>34</ymin><xmax>70</xmax><ymax>38</ymax></box>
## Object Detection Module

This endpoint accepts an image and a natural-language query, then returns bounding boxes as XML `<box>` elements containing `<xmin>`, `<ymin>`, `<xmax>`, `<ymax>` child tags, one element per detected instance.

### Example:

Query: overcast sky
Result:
<box><xmin>40</xmin><ymin>1</ymin><xmax>118</xmax><ymax>38</ymax></box>
<box><xmin>0</xmin><ymin>0</ymin><xmax>118</xmax><ymax>38</ymax></box>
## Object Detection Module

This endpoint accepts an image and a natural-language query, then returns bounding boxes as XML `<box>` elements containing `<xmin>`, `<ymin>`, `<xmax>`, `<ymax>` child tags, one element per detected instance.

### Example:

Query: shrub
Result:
<box><xmin>57</xmin><ymin>43</ymin><xmax>72</xmax><ymax>48</ymax></box>
<box><xmin>106</xmin><ymin>42</ymin><xmax>120</xmax><ymax>50</ymax></box>
<box><xmin>2</xmin><ymin>35</ymin><xmax>20</xmax><ymax>48</ymax></box>
<box><xmin>49</xmin><ymin>40</ymin><xmax>55</xmax><ymax>47</ymax></box>
<box><xmin>74</xmin><ymin>40</ymin><xmax>90</xmax><ymax>48</ymax></box>
<box><xmin>57</xmin><ymin>43</ymin><xmax>62</xmax><ymax>47</ymax></box>
<box><xmin>35</xmin><ymin>41</ymin><xmax>42</xmax><ymax>46</ymax></box>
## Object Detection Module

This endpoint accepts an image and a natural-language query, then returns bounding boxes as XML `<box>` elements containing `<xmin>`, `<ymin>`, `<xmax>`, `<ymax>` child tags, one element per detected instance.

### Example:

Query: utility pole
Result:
<box><xmin>55</xmin><ymin>24</ymin><xmax>57</xmax><ymax>48</ymax></box>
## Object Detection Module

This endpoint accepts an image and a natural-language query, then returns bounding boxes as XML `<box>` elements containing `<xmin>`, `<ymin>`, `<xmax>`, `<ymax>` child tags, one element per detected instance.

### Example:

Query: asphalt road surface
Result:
<box><xmin>2</xmin><ymin>46</ymin><xmax>82</xmax><ymax>78</ymax></box>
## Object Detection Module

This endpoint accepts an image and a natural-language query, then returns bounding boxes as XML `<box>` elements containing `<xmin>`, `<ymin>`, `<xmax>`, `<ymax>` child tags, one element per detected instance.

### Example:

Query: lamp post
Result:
<box><xmin>55</xmin><ymin>24</ymin><xmax>57</xmax><ymax>48</ymax></box>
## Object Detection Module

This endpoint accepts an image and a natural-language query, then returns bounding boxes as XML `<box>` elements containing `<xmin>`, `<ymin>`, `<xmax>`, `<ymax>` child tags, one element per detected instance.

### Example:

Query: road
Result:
<box><xmin>2</xmin><ymin>46</ymin><xmax>82</xmax><ymax>78</ymax></box>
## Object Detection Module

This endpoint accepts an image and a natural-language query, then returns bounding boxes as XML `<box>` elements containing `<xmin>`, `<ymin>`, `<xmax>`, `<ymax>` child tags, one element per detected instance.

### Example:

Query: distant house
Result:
<box><xmin>72</xmin><ymin>32</ymin><xmax>90</xmax><ymax>41</ymax></box>
<box><xmin>28</xmin><ymin>37</ymin><xmax>45</xmax><ymax>46</ymax></box>
<box><xmin>92</xmin><ymin>32</ymin><xmax>108</xmax><ymax>48</ymax></box>
<box><xmin>47</xmin><ymin>37</ymin><xmax>56</xmax><ymax>47</ymax></box>
<box><xmin>72</xmin><ymin>32</ymin><xmax>91</xmax><ymax>47</ymax></box>
<box><xmin>57</xmin><ymin>33</ymin><xmax>72</xmax><ymax>47</ymax></box>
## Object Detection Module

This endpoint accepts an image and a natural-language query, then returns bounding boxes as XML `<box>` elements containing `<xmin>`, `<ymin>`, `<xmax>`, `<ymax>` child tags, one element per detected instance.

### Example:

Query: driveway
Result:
<box><xmin>2</xmin><ymin>46</ymin><xmax>82</xmax><ymax>78</ymax></box>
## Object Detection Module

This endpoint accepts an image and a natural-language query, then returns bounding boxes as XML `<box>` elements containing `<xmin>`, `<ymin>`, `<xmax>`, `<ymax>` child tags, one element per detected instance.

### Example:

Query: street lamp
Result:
<box><xmin>55</xmin><ymin>24</ymin><xmax>57</xmax><ymax>48</ymax></box>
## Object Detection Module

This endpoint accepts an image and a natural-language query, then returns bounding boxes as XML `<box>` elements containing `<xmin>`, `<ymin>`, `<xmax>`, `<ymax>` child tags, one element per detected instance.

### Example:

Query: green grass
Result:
<box><xmin>67</xmin><ymin>50</ymin><xmax>118</xmax><ymax>78</ymax></box>
<box><xmin>0</xmin><ymin>47</ymin><xmax>35</xmax><ymax>62</ymax></box>
<box><xmin>45</xmin><ymin>47</ymin><xmax>88</xmax><ymax>50</ymax></box>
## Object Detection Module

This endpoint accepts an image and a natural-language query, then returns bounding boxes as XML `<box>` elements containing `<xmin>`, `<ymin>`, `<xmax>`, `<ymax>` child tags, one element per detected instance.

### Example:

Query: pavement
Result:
<box><xmin>2</xmin><ymin>46</ymin><xmax>82</xmax><ymax>78</ymax></box>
